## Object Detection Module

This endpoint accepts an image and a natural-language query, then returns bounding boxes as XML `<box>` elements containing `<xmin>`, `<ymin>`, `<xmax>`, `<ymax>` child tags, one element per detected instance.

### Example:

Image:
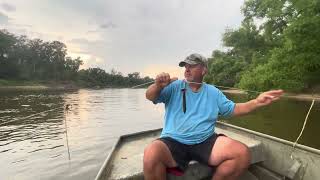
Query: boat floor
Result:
<box><xmin>108</xmin><ymin>132</ymin><xmax>158</xmax><ymax>179</ymax></box>
<box><xmin>105</xmin><ymin>127</ymin><xmax>265</xmax><ymax>180</ymax></box>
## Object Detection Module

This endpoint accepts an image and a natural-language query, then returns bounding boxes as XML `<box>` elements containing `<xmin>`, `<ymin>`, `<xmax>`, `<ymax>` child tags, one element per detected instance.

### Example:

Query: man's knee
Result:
<box><xmin>143</xmin><ymin>141</ymin><xmax>166</xmax><ymax>171</ymax></box>
<box><xmin>211</xmin><ymin>141</ymin><xmax>251</xmax><ymax>178</ymax></box>
<box><xmin>144</xmin><ymin>143</ymin><xmax>158</xmax><ymax>170</ymax></box>
<box><xmin>225</xmin><ymin>139</ymin><xmax>251</xmax><ymax>167</ymax></box>
<box><xmin>209</xmin><ymin>137</ymin><xmax>251</xmax><ymax>170</ymax></box>
<box><xmin>237</xmin><ymin>144</ymin><xmax>251</xmax><ymax>168</ymax></box>
<box><xmin>144</xmin><ymin>140</ymin><xmax>177</xmax><ymax>172</ymax></box>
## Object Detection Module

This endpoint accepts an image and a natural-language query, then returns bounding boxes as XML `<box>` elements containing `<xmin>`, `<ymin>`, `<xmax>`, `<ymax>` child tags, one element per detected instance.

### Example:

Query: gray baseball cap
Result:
<box><xmin>179</xmin><ymin>53</ymin><xmax>208</xmax><ymax>67</ymax></box>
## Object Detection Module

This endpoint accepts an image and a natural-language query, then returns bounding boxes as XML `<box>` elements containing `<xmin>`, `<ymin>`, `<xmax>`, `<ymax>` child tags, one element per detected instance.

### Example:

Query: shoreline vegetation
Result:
<box><xmin>0</xmin><ymin>79</ymin><xmax>77</xmax><ymax>89</ymax></box>
<box><xmin>0</xmin><ymin>29</ymin><xmax>154</xmax><ymax>90</ymax></box>
<box><xmin>1</xmin><ymin>80</ymin><xmax>319</xmax><ymax>101</ymax></box>
<box><xmin>203</xmin><ymin>1</ymin><xmax>320</xmax><ymax>93</ymax></box>
<box><xmin>0</xmin><ymin>77</ymin><xmax>153</xmax><ymax>90</ymax></box>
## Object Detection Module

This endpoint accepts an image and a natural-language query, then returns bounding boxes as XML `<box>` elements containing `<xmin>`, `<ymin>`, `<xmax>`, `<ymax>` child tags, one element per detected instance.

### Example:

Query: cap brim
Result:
<box><xmin>179</xmin><ymin>60</ymin><xmax>199</xmax><ymax>67</ymax></box>
<box><xmin>179</xmin><ymin>61</ymin><xmax>186</xmax><ymax>67</ymax></box>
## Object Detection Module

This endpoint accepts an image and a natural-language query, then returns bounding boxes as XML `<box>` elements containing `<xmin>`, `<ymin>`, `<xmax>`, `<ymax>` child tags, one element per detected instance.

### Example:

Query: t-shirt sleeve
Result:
<box><xmin>153</xmin><ymin>82</ymin><xmax>174</xmax><ymax>104</ymax></box>
<box><xmin>217</xmin><ymin>89</ymin><xmax>235</xmax><ymax>117</ymax></box>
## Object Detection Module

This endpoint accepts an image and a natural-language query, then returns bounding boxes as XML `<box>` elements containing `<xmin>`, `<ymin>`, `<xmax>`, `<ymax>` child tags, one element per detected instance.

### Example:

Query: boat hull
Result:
<box><xmin>95</xmin><ymin>122</ymin><xmax>320</xmax><ymax>180</ymax></box>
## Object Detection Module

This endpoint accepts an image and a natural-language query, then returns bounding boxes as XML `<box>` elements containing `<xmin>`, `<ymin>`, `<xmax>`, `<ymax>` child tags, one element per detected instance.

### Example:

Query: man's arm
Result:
<box><xmin>146</xmin><ymin>83</ymin><xmax>163</xmax><ymax>102</ymax></box>
<box><xmin>232</xmin><ymin>90</ymin><xmax>283</xmax><ymax>116</ymax></box>
<box><xmin>146</xmin><ymin>72</ymin><xmax>178</xmax><ymax>102</ymax></box>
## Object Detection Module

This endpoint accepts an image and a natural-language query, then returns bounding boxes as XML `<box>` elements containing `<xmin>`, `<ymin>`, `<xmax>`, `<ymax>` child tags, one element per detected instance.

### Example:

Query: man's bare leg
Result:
<box><xmin>143</xmin><ymin>140</ymin><xmax>177</xmax><ymax>180</ymax></box>
<box><xmin>208</xmin><ymin>136</ymin><xmax>251</xmax><ymax>180</ymax></box>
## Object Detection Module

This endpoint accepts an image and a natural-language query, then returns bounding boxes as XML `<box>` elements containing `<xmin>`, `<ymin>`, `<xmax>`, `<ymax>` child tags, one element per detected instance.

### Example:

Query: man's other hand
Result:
<box><xmin>255</xmin><ymin>90</ymin><xmax>284</xmax><ymax>107</ymax></box>
<box><xmin>155</xmin><ymin>72</ymin><xmax>178</xmax><ymax>89</ymax></box>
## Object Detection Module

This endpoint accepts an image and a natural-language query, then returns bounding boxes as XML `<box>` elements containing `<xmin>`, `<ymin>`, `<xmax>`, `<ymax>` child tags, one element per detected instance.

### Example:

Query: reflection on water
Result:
<box><xmin>0</xmin><ymin>89</ymin><xmax>163</xmax><ymax>180</ymax></box>
<box><xmin>224</xmin><ymin>93</ymin><xmax>320</xmax><ymax>149</ymax></box>
<box><xmin>0</xmin><ymin>89</ymin><xmax>319</xmax><ymax>180</ymax></box>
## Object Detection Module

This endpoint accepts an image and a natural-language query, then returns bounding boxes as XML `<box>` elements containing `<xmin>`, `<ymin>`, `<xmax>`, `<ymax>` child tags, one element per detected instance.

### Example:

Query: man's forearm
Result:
<box><xmin>232</xmin><ymin>89</ymin><xmax>283</xmax><ymax>116</ymax></box>
<box><xmin>146</xmin><ymin>84</ymin><xmax>162</xmax><ymax>102</ymax></box>
<box><xmin>233</xmin><ymin>99</ymin><xmax>260</xmax><ymax>116</ymax></box>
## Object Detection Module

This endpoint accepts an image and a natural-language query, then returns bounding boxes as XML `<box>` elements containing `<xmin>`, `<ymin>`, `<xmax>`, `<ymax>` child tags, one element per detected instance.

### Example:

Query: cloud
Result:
<box><xmin>87</xmin><ymin>30</ymin><xmax>100</xmax><ymax>34</ymax></box>
<box><xmin>1</xmin><ymin>0</ymin><xmax>245</xmax><ymax>77</ymax></box>
<box><xmin>68</xmin><ymin>38</ymin><xmax>108</xmax><ymax>50</ymax></box>
<box><xmin>0</xmin><ymin>11</ymin><xmax>9</xmax><ymax>24</ymax></box>
<box><xmin>11</xmin><ymin>23</ymin><xmax>32</xmax><ymax>28</ymax></box>
<box><xmin>67</xmin><ymin>38</ymin><xmax>110</xmax><ymax>65</ymax></box>
<box><xmin>68</xmin><ymin>38</ymin><xmax>90</xmax><ymax>45</ymax></box>
<box><xmin>81</xmin><ymin>55</ymin><xmax>106</xmax><ymax>70</ymax></box>
<box><xmin>143</xmin><ymin>64</ymin><xmax>184</xmax><ymax>79</ymax></box>
<box><xmin>0</xmin><ymin>2</ymin><xmax>16</xmax><ymax>12</ymax></box>
<box><xmin>100</xmin><ymin>22</ymin><xmax>116</xmax><ymax>29</ymax></box>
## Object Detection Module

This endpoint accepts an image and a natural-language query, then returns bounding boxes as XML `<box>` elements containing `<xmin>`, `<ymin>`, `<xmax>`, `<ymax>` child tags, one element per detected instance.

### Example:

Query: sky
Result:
<box><xmin>0</xmin><ymin>0</ymin><xmax>244</xmax><ymax>78</ymax></box>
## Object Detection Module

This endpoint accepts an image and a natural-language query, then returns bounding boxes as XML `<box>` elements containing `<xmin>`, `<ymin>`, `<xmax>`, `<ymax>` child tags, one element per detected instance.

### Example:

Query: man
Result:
<box><xmin>144</xmin><ymin>53</ymin><xmax>283</xmax><ymax>180</ymax></box>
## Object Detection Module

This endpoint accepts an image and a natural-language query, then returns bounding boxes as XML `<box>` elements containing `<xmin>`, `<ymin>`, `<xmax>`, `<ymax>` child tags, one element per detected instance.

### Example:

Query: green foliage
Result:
<box><xmin>0</xmin><ymin>29</ymin><xmax>152</xmax><ymax>88</ymax></box>
<box><xmin>238</xmin><ymin>49</ymin><xmax>306</xmax><ymax>92</ymax></box>
<box><xmin>204</xmin><ymin>50</ymin><xmax>247</xmax><ymax>87</ymax></box>
<box><xmin>0</xmin><ymin>29</ymin><xmax>83</xmax><ymax>81</ymax></box>
<box><xmin>78</xmin><ymin>68</ymin><xmax>153</xmax><ymax>88</ymax></box>
<box><xmin>206</xmin><ymin>0</ymin><xmax>320</xmax><ymax>92</ymax></box>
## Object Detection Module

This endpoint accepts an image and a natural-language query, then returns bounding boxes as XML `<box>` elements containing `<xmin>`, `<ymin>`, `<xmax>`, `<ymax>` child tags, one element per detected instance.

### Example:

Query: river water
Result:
<box><xmin>0</xmin><ymin>89</ymin><xmax>319</xmax><ymax>180</ymax></box>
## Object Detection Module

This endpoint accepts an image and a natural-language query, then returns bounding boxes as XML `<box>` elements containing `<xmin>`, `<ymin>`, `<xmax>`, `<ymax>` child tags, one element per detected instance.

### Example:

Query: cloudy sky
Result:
<box><xmin>0</xmin><ymin>0</ymin><xmax>244</xmax><ymax>78</ymax></box>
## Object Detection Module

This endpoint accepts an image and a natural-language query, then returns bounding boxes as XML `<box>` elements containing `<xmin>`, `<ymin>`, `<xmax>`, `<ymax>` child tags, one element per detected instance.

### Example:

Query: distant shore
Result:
<box><xmin>0</xmin><ymin>80</ymin><xmax>79</xmax><ymax>91</ymax></box>
<box><xmin>0</xmin><ymin>85</ymin><xmax>78</xmax><ymax>91</ymax></box>
<box><xmin>0</xmin><ymin>83</ymin><xmax>319</xmax><ymax>101</ymax></box>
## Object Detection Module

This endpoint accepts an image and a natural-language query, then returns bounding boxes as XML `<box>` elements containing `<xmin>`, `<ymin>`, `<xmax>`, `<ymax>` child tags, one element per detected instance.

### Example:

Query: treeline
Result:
<box><xmin>0</xmin><ymin>29</ymin><xmax>153</xmax><ymax>88</ymax></box>
<box><xmin>78</xmin><ymin>68</ymin><xmax>153</xmax><ymax>88</ymax></box>
<box><xmin>205</xmin><ymin>0</ymin><xmax>320</xmax><ymax>92</ymax></box>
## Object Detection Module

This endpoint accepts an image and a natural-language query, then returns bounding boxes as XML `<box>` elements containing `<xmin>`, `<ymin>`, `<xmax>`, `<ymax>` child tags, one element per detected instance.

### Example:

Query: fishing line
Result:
<box><xmin>0</xmin><ymin>105</ymin><xmax>72</xmax><ymax>162</ymax></box>
<box><xmin>285</xmin><ymin>100</ymin><xmax>315</xmax><ymax>179</ymax></box>
<box><xmin>131</xmin><ymin>80</ymin><xmax>320</xmax><ymax>101</ymax></box>
<box><xmin>64</xmin><ymin>104</ymin><xmax>71</xmax><ymax>161</ymax></box>
<box><xmin>290</xmin><ymin>99</ymin><xmax>315</xmax><ymax>157</ymax></box>
<box><xmin>131</xmin><ymin>81</ymin><xmax>155</xmax><ymax>88</ymax></box>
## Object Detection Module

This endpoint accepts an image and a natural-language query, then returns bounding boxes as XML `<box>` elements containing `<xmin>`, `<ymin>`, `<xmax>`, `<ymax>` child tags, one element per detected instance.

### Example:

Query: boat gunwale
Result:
<box><xmin>95</xmin><ymin>136</ymin><xmax>121</xmax><ymax>180</ymax></box>
<box><xmin>217</xmin><ymin>121</ymin><xmax>320</xmax><ymax>155</ymax></box>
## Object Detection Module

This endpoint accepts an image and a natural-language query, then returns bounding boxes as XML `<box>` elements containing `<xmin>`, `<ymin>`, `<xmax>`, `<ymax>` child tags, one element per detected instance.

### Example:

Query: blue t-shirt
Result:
<box><xmin>154</xmin><ymin>80</ymin><xmax>235</xmax><ymax>145</ymax></box>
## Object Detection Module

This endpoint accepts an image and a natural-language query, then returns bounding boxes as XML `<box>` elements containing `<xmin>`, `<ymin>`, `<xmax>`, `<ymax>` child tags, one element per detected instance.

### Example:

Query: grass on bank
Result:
<box><xmin>0</xmin><ymin>79</ymin><xmax>45</xmax><ymax>86</ymax></box>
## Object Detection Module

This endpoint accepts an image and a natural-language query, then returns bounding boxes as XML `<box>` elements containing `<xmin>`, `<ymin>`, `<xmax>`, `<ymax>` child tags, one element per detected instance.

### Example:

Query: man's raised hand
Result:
<box><xmin>155</xmin><ymin>72</ymin><xmax>178</xmax><ymax>89</ymax></box>
<box><xmin>255</xmin><ymin>90</ymin><xmax>284</xmax><ymax>107</ymax></box>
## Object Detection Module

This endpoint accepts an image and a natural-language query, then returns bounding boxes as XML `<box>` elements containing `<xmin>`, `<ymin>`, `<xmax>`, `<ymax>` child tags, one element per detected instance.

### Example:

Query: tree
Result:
<box><xmin>206</xmin><ymin>0</ymin><xmax>320</xmax><ymax>92</ymax></box>
<box><xmin>0</xmin><ymin>30</ymin><xmax>19</xmax><ymax>78</ymax></box>
<box><xmin>238</xmin><ymin>0</ymin><xmax>320</xmax><ymax>91</ymax></box>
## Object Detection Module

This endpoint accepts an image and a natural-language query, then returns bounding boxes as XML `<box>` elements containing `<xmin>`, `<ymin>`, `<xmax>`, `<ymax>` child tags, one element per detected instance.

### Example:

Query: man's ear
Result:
<box><xmin>202</xmin><ymin>67</ymin><xmax>207</xmax><ymax>75</ymax></box>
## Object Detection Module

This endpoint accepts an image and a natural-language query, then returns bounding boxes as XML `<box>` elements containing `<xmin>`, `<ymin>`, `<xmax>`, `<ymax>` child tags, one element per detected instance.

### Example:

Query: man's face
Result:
<box><xmin>184</xmin><ymin>63</ymin><xmax>205</xmax><ymax>82</ymax></box>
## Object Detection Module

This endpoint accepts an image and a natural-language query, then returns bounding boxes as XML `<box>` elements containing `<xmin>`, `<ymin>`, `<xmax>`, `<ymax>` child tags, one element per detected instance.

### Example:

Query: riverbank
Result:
<box><xmin>0</xmin><ymin>80</ymin><xmax>79</xmax><ymax>91</ymax></box>
<box><xmin>1</xmin><ymin>81</ymin><xmax>319</xmax><ymax>101</ymax></box>
<box><xmin>0</xmin><ymin>83</ymin><xmax>133</xmax><ymax>91</ymax></box>
<box><xmin>0</xmin><ymin>85</ymin><xmax>78</xmax><ymax>91</ymax></box>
